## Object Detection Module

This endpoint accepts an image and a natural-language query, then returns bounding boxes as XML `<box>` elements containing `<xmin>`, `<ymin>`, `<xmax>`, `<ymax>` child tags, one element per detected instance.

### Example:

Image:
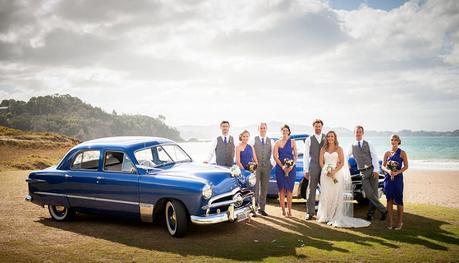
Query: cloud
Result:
<box><xmin>0</xmin><ymin>0</ymin><xmax>458</xmax><ymax>131</ymax></box>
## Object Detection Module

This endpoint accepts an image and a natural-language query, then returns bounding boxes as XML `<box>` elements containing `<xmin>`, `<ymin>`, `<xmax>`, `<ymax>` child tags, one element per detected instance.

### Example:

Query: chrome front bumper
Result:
<box><xmin>191</xmin><ymin>200</ymin><xmax>255</xmax><ymax>225</ymax></box>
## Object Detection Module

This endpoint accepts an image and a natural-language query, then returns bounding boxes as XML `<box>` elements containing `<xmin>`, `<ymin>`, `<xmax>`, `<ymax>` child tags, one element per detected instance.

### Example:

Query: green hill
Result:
<box><xmin>0</xmin><ymin>94</ymin><xmax>182</xmax><ymax>141</ymax></box>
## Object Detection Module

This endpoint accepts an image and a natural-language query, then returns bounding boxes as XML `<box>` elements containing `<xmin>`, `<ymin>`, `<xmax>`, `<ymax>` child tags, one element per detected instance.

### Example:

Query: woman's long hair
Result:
<box><xmin>323</xmin><ymin>130</ymin><xmax>339</xmax><ymax>151</ymax></box>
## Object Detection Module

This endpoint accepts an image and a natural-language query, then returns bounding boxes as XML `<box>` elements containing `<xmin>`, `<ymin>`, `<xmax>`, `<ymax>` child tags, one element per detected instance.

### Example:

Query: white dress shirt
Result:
<box><xmin>206</xmin><ymin>135</ymin><xmax>235</xmax><ymax>163</ymax></box>
<box><xmin>347</xmin><ymin>139</ymin><xmax>379</xmax><ymax>173</ymax></box>
<box><xmin>303</xmin><ymin>133</ymin><xmax>323</xmax><ymax>172</ymax></box>
<box><xmin>249</xmin><ymin>136</ymin><xmax>275</xmax><ymax>166</ymax></box>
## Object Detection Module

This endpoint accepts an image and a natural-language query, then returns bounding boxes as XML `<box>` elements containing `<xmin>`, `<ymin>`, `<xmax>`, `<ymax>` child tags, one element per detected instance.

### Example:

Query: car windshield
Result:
<box><xmin>295</xmin><ymin>139</ymin><xmax>305</xmax><ymax>156</ymax></box>
<box><xmin>135</xmin><ymin>144</ymin><xmax>192</xmax><ymax>168</ymax></box>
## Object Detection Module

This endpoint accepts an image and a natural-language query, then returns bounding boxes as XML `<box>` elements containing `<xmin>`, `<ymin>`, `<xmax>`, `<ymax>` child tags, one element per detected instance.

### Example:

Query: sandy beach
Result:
<box><xmin>403</xmin><ymin>169</ymin><xmax>459</xmax><ymax>209</ymax></box>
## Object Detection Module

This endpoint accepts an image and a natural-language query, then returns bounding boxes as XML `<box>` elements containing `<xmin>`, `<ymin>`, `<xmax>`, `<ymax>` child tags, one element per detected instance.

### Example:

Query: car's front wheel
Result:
<box><xmin>165</xmin><ymin>200</ymin><xmax>188</xmax><ymax>237</ymax></box>
<box><xmin>48</xmin><ymin>205</ymin><xmax>75</xmax><ymax>221</ymax></box>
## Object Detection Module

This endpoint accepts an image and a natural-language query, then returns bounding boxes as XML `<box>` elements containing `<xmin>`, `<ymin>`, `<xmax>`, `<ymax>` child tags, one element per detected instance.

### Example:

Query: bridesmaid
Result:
<box><xmin>381</xmin><ymin>134</ymin><xmax>409</xmax><ymax>230</ymax></box>
<box><xmin>236</xmin><ymin>130</ymin><xmax>258</xmax><ymax>170</ymax></box>
<box><xmin>273</xmin><ymin>125</ymin><xmax>298</xmax><ymax>217</ymax></box>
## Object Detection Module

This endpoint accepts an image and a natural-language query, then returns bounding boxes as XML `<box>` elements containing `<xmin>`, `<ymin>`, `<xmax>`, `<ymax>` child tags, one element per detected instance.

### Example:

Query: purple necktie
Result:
<box><xmin>262</xmin><ymin>138</ymin><xmax>265</xmax><ymax>144</ymax></box>
<box><xmin>224</xmin><ymin>136</ymin><xmax>227</xmax><ymax>144</ymax></box>
<box><xmin>358</xmin><ymin>141</ymin><xmax>361</xmax><ymax>148</ymax></box>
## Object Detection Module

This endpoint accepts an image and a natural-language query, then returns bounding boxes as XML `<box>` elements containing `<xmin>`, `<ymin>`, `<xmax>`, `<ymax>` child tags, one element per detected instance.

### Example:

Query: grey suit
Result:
<box><xmin>253</xmin><ymin>136</ymin><xmax>272</xmax><ymax>212</ymax></box>
<box><xmin>215</xmin><ymin>136</ymin><xmax>235</xmax><ymax>167</ymax></box>
<box><xmin>305</xmin><ymin>134</ymin><xmax>325</xmax><ymax>216</ymax></box>
<box><xmin>351</xmin><ymin>140</ymin><xmax>387</xmax><ymax>216</ymax></box>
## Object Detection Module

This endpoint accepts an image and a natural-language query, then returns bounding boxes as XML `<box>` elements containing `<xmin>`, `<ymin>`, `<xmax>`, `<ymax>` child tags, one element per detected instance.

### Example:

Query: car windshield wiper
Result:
<box><xmin>154</xmin><ymin>161</ymin><xmax>176</xmax><ymax>168</ymax></box>
<box><xmin>175</xmin><ymin>159</ymin><xmax>192</xmax><ymax>164</ymax></box>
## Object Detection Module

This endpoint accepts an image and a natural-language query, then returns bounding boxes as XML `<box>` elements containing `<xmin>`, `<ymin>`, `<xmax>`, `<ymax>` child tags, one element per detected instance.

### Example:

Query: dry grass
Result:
<box><xmin>1</xmin><ymin>170</ymin><xmax>458</xmax><ymax>262</ymax></box>
<box><xmin>1</xmin><ymin>126</ymin><xmax>458</xmax><ymax>261</ymax></box>
<box><xmin>0</xmin><ymin>126</ymin><xmax>79</xmax><ymax>171</ymax></box>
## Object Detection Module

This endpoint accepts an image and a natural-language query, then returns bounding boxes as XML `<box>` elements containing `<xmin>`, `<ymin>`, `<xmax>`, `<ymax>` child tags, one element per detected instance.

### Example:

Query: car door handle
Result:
<box><xmin>64</xmin><ymin>174</ymin><xmax>72</xmax><ymax>178</ymax></box>
<box><xmin>96</xmin><ymin>176</ymin><xmax>104</xmax><ymax>180</ymax></box>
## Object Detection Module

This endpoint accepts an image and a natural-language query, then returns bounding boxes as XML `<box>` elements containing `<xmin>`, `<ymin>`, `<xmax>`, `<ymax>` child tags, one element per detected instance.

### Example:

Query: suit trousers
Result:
<box><xmin>306</xmin><ymin>166</ymin><xmax>321</xmax><ymax>215</ymax></box>
<box><xmin>361</xmin><ymin>169</ymin><xmax>387</xmax><ymax>215</ymax></box>
<box><xmin>255</xmin><ymin>165</ymin><xmax>271</xmax><ymax>211</ymax></box>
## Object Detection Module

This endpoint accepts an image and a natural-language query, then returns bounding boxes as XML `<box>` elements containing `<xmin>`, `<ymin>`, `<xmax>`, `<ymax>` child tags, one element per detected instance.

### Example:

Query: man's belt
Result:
<box><xmin>358</xmin><ymin>165</ymin><xmax>374</xmax><ymax>172</ymax></box>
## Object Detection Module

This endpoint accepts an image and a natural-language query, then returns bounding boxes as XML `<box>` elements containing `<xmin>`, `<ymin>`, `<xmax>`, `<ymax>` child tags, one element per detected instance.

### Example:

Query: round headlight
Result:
<box><xmin>248</xmin><ymin>173</ymin><xmax>256</xmax><ymax>187</ymax></box>
<box><xmin>202</xmin><ymin>184</ymin><xmax>212</xmax><ymax>199</ymax></box>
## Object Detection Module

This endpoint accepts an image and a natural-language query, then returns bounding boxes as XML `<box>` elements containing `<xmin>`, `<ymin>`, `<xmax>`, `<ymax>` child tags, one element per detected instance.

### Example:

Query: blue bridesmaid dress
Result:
<box><xmin>240</xmin><ymin>144</ymin><xmax>253</xmax><ymax>170</ymax></box>
<box><xmin>384</xmin><ymin>148</ymin><xmax>404</xmax><ymax>206</ymax></box>
<box><xmin>275</xmin><ymin>138</ymin><xmax>295</xmax><ymax>192</ymax></box>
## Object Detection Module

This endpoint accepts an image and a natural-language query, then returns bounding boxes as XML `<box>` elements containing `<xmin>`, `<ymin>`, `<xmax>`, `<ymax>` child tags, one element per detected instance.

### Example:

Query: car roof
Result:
<box><xmin>75</xmin><ymin>136</ymin><xmax>175</xmax><ymax>151</ymax></box>
<box><xmin>272</xmin><ymin>133</ymin><xmax>309</xmax><ymax>141</ymax></box>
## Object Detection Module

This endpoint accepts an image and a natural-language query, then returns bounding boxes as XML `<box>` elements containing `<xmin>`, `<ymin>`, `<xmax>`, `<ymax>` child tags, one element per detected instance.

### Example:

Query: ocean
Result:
<box><xmin>178</xmin><ymin>136</ymin><xmax>459</xmax><ymax>171</ymax></box>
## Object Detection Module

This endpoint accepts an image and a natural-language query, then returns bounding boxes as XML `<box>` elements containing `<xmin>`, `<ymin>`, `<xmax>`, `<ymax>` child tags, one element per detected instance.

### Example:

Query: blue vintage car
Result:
<box><xmin>25</xmin><ymin>136</ymin><xmax>257</xmax><ymax>237</ymax></box>
<box><xmin>267</xmin><ymin>134</ymin><xmax>384</xmax><ymax>204</ymax></box>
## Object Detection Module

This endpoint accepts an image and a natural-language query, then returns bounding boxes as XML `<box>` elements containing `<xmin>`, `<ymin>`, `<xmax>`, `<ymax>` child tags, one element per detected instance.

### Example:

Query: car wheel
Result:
<box><xmin>165</xmin><ymin>200</ymin><xmax>188</xmax><ymax>237</ymax></box>
<box><xmin>48</xmin><ymin>205</ymin><xmax>74</xmax><ymax>221</ymax></box>
<box><xmin>356</xmin><ymin>197</ymin><xmax>369</xmax><ymax>205</ymax></box>
<box><xmin>300</xmin><ymin>179</ymin><xmax>309</xmax><ymax>199</ymax></box>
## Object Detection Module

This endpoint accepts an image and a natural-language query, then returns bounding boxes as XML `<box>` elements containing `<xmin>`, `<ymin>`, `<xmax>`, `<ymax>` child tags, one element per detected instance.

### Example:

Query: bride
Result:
<box><xmin>316</xmin><ymin>131</ymin><xmax>370</xmax><ymax>228</ymax></box>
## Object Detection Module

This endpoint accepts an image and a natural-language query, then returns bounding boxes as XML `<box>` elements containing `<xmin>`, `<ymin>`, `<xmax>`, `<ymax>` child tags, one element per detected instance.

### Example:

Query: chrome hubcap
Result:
<box><xmin>166</xmin><ymin>203</ymin><xmax>176</xmax><ymax>231</ymax></box>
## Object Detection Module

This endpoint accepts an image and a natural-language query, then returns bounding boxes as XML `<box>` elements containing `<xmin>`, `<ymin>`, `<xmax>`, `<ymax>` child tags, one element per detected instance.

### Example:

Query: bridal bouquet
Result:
<box><xmin>229</xmin><ymin>165</ymin><xmax>241</xmax><ymax>177</ymax></box>
<box><xmin>283</xmin><ymin>158</ymin><xmax>294</xmax><ymax>177</ymax></box>
<box><xmin>326</xmin><ymin>164</ymin><xmax>338</xmax><ymax>184</ymax></box>
<box><xmin>387</xmin><ymin>160</ymin><xmax>399</xmax><ymax>181</ymax></box>
<box><xmin>247</xmin><ymin>162</ymin><xmax>257</xmax><ymax>173</ymax></box>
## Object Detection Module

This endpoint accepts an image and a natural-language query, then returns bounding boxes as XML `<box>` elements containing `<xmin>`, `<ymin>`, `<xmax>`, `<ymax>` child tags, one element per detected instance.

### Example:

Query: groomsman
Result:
<box><xmin>303</xmin><ymin>119</ymin><xmax>325</xmax><ymax>220</ymax></box>
<box><xmin>348</xmin><ymin>125</ymin><xmax>387</xmax><ymax>221</ymax></box>
<box><xmin>205</xmin><ymin>121</ymin><xmax>235</xmax><ymax>167</ymax></box>
<box><xmin>250</xmin><ymin>122</ymin><xmax>275</xmax><ymax>216</ymax></box>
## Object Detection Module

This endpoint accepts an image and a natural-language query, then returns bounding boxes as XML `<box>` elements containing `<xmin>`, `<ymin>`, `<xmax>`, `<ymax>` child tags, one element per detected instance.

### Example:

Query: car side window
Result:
<box><xmin>104</xmin><ymin>151</ymin><xmax>135</xmax><ymax>173</ymax></box>
<box><xmin>71</xmin><ymin>150</ymin><xmax>100</xmax><ymax>170</ymax></box>
<box><xmin>135</xmin><ymin>148</ymin><xmax>155</xmax><ymax>167</ymax></box>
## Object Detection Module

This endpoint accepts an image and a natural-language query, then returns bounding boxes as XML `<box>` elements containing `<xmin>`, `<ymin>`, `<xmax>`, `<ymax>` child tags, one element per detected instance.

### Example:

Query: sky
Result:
<box><xmin>0</xmin><ymin>0</ymin><xmax>458</xmax><ymax>131</ymax></box>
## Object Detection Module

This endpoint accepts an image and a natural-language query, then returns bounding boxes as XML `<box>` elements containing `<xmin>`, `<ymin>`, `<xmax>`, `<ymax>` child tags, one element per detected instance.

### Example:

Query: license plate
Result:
<box><xmin>237</xmin><ymin>210</ymin><xmax>249</xmax><ymax>222</ymax></box>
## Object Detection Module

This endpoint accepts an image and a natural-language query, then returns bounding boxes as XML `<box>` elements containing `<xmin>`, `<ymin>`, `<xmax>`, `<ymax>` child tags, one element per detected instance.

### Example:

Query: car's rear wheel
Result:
<box><xmin>48</xmin><ymin>205</ymin><xmax>74</xmax><ymax>221</ymax></box>
<box><xmin>165</xmin><ymin>200</ymin><xmax>188</xmax><ymax>237</ymax></box>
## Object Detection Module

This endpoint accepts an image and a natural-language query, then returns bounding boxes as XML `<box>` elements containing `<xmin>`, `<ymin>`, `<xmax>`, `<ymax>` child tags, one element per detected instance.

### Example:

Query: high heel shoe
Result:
<box><xmin>394</xmin><ymin>223</ymin><xmax>403</xmax><ymax>230</ymax></box>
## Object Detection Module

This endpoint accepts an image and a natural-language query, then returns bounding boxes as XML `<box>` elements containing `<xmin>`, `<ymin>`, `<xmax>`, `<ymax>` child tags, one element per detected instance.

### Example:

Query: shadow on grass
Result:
<box><xmin>36</xmin><ymin>202</ymin><xmax>458</xmax><ymax>261</ymax></box>
<box><xmin>351</xmin><ymin>210</ymin><xmax>459</xmax><ymax>251</ymax></box>
<box><xmin>287</xmin><ymin>198</ymin><xmax>459</xmax><ymax>251</ymax></box>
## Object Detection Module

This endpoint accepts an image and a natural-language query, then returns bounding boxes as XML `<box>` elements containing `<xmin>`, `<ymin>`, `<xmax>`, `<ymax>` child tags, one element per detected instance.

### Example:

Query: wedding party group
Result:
<box><xmin>205</xmin><ymin>120</ymin><xmax>409</xmax><ymax>230</ymax></box>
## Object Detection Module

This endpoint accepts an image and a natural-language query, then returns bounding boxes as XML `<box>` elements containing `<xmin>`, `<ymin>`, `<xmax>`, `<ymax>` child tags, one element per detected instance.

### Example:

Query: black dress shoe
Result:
<box><xmin>366</xmin><ymin>214</ymin><xmax>374</xmax><ymax>221</ymax></box>
<box><xmin>306</xmin><ymin>214</ymin><xmax>314</xmax><ymax>220</ymax></box>
<box><xmin>380</xmin><ymin>212</ymin><xmax>387</xmax><ymax>221</ymax></box>
<box><xmin>258</xmin><ymin>210</ymin><xmax>268</xmax><ymax>216</ymax></box>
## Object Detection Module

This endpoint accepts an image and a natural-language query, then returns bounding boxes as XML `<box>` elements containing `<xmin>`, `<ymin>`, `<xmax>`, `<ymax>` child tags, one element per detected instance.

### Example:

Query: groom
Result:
<box><xmin>304</xmin><ymin>119</ymin><xmax>325</xmax><ymax>220</ymax></box>
<box><xmin>349</xmin><ymin>125</ymin><xmax>387</xmax><ymax>221</ymax></box>
<box><xmin>205</xmin><ymin>120</ymin><xmax>235</xmax><ymax>167</ymax></box>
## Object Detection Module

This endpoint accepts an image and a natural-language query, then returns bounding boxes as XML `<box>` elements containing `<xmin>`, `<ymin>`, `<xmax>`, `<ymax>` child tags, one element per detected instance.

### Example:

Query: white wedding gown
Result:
<box><xmin>317</xmin><ymin>152</ymin><xmax>371</xmax><ymax>228</ymax></box>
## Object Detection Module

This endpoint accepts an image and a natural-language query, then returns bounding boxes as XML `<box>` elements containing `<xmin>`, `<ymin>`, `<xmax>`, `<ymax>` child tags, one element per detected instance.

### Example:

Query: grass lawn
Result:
<box><xmin>1</xmin><ymin>170</ymin><xmax>458</xmax><ymax>262</ymax></box>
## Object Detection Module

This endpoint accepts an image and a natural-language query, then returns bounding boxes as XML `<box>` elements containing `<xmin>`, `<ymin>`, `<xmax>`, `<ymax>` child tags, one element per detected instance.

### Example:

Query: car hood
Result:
<box><xmin>153</xmin><ymin>162</ymin><xmax>243</xmax><ymax>195</ymax></box>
